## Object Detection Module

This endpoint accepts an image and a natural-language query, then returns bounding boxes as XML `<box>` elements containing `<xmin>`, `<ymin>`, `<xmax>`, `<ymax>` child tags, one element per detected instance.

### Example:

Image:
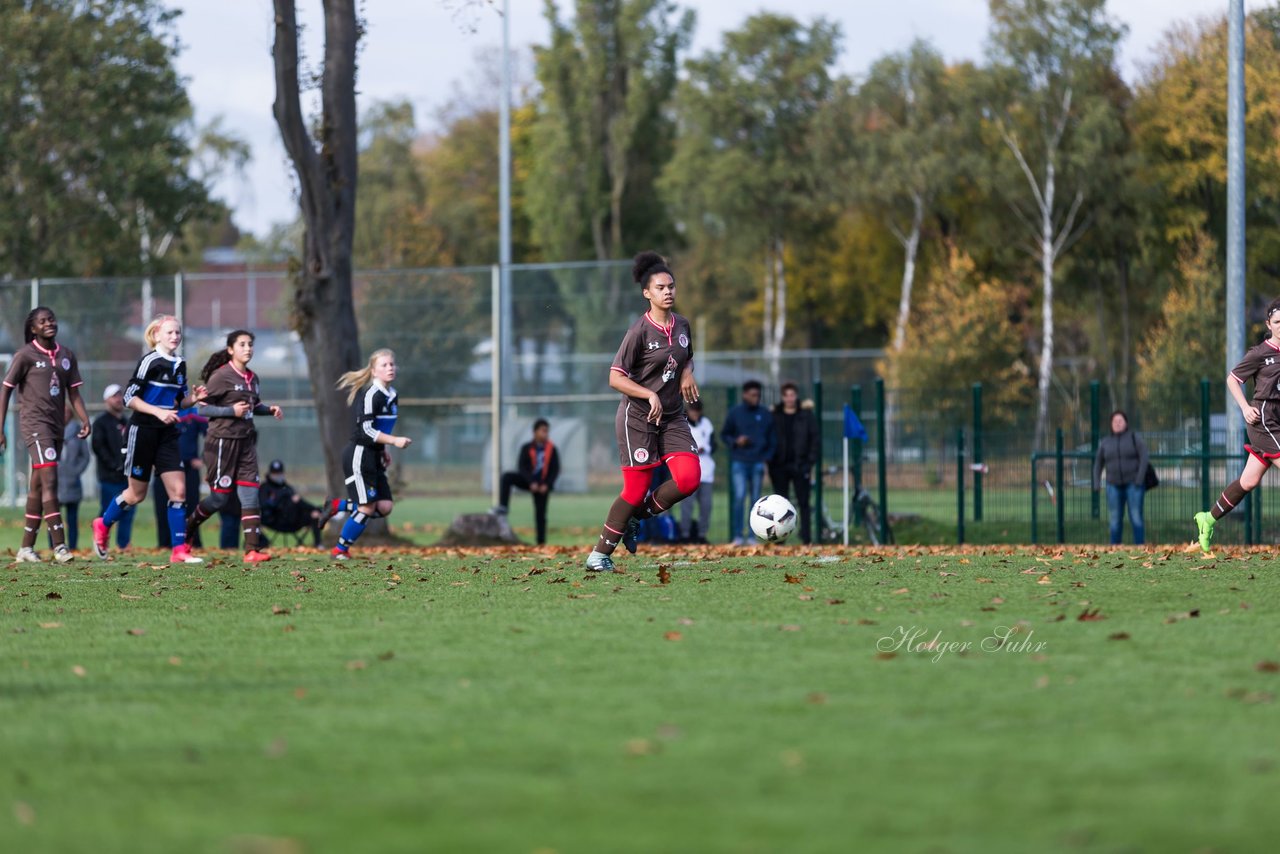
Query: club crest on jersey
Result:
<box><xmin>218</xmin><ymin>476</ymin><xmax>232</xmax><ymax>489</ymax></box>
<box><xmin>634</xmin><ymin>448</ymin><xmax>650</xmax><ymax>463</ymax></box>
<box><xmin>678</xmin><ymin>333</ymin><xmax>689</xmax><ymax>349</ymax></box>
<box><xmin>43</xmin><ymin>447</ymin><xmax>57</xmax><ymax>461</ymax></box>
<box><xmin>61</xmin><ymin>358</ymin><xmax>70</xmax><ymax>371</ymax></box>
<box><xmin>661</xmin><ymin>355</ymin><xmax>677</xmax><ymax>383</ymax></box>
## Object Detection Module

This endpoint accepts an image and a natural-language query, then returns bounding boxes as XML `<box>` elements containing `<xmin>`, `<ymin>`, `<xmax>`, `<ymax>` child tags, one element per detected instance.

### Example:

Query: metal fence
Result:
<box><xmin>1</xmin><ymin>266</ymin><xmax>1264</xmax><ymax>545</ymax></box>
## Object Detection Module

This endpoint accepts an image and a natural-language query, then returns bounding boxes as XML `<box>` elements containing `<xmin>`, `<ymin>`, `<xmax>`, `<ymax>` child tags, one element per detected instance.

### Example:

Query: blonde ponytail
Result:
<box><xmin>336</xmin><ymin>348</ymin><xmax>395</xmax><ymax>404</ymax></box>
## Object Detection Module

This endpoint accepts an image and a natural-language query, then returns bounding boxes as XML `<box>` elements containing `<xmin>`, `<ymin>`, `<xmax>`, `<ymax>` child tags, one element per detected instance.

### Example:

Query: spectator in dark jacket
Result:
<box><xmin>260</xmin><ymin>460</ymin><xmax>323</xmax><ymax>547</ymax></box>
<box><xmin>50</xmin><ymin>410</ymin><xmax>92</xmax><ymax>551</ymax></box>
<box><xmin>721</xmin><ymin>379</ymin><xmax>776</xmax><ymax>545</ymax></box>
<box><xmin>90</xmin><ymin>384</ymin><xmax>135</xmax><ymax>549</ymax></box>
<box><xmin>494</xmin><ymin>419</ymin><xmax>561</xmax><ymax>545</ymax></box>
<box><xmin>1092</xmin><ymin>410</ymin><xmax>1150</xmax><ymax>545</ymax></box>
<box><xmin>769</xmin><ymin>382</ymin><xmax>820</xmax><ymax>544</ymax></box>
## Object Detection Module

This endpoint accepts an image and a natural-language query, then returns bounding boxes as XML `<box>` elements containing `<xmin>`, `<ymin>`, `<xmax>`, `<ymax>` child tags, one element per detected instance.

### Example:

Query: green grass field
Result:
<box><xmin>4</xmin><ymin>535</ymin><xmax>1280</xmax><ymax>852</ymax></box>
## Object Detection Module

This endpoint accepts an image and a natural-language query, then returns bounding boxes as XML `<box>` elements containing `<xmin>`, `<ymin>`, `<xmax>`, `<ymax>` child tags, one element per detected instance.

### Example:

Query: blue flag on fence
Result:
<box><xmin>843</xmin><ymin>404</ymin><xmax>869</xmax><ymax>441</ymax></box>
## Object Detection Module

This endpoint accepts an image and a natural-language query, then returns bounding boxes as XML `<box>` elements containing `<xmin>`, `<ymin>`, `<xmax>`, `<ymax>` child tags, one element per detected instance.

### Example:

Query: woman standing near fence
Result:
<box><xmin>1092</xmin><ymin>410</ymin><xmax>1149</xmax><ymax>545</ymax></box>
<box><xmin>584</xmin><ymin>251</ymin><xmax>701</xmax><ymax>572</ymax></box>
<box><xmin>1194</xmin><ymin>298</ymin><xmax>1280</xmax><ymax>553</ymax></box>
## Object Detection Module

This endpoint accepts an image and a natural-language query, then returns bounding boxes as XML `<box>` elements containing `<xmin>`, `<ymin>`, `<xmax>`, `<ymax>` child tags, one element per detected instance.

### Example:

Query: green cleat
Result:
<box><xmin>1193</xmin><ymin>511</ymin><xmax>1216</xmax><ymax>554</ymax></box>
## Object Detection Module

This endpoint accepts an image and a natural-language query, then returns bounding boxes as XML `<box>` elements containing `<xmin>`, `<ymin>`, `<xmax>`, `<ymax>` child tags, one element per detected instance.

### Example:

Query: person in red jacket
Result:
<box><xmin>493</xmin><ymin>418</ymin><xmax>561</xmax><ymax>545</ymax></box>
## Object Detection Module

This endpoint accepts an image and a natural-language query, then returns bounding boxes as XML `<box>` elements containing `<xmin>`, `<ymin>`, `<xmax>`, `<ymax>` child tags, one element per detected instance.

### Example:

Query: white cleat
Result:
<box><xmin>53</xmin><ymin>546</ymin><xmax>75</xmax><ymax>564</ymax></box>
<box><xmin>15</xmin><ymin>547</ymin><xmax>41</xmax><ymax>563</ymax></box>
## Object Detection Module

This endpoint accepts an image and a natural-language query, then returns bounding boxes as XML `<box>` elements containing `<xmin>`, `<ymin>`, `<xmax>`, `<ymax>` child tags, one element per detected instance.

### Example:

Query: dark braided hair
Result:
<box><xmin>632</xmin><ymin>250</ymin><xmax>674</xmax><ymax>291</ymax></box>
<box><xmin>200</xmin><ymin>329</ymin><xmax>254</xmax><ymax>382</ymax></box>
<box><xmin>24</xmin><ymin>306</ymin><xmax>54</xmax><ymax>343</ymax></box>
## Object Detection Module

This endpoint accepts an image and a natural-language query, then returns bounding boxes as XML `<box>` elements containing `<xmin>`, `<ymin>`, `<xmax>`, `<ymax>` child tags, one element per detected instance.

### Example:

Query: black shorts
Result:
<box><xmin>1246</xmin><ymin>399</ymin><xmax>1280</xmax><ymax>462</ymax></box>
<box><xmin>342</xmin><ymin>442</ymin><xmax>392</xmax><ymax>504</ymax></box>
<box><xmin>204</xmin><ymin>436</ymin><xmax>260</xmax><ymax>492</ymax></box>
<box><xmin>24</xmin><ymin>433</ymin><xmax>63</xmax><ymax>470</ymax></box>
<box><xmin>615</xmin><ymin>402</ymin><xmax>698</xmax><ymax>469</ymax></box>
<box><xmin>124</xmin><ymin>423</ymin><xmax>181</xmax><ymax>481</ymax></box>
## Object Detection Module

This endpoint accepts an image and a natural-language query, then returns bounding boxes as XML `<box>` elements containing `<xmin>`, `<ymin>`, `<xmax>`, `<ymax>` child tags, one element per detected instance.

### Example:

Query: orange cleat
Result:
<box><xmin>243</xmin><ymin>550</ymin><xmax>274</xmax><ymax>563</ymax></box>
<box><xmin>170</xmin><ymin>544</ymin><xmax>203</xmax><ymax>564</ymax></box>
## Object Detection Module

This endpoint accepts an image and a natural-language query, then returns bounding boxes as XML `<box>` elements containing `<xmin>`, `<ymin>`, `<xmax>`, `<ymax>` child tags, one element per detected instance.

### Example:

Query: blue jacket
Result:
<box><xmin>720</xmin><ymin>403</ymin><xmax>776</xmax><ymax>465</ymax></box>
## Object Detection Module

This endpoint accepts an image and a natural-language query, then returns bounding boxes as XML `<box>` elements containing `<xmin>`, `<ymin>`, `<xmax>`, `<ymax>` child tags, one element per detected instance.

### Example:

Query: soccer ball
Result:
<box><xmin>750</xmin><ymin>494</ymin><xmax>797</xmax><ymax>543</ymax></box>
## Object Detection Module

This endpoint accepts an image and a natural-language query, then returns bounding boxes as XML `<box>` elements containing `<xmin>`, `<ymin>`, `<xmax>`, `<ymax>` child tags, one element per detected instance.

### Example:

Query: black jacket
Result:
<box><xmin>518</xmin><ymin>440</ymin><xmax>560</xmax><ymax>490</ymax></box>
<box><xmin>1093</xmin><ymin>430</ymin><xmax>1149</xmax><ymax>489</ymax></box>
<box><xmin>771</xmin><ymin>401</ymin><xmax>820</xmax><ymax>470</ymax></box>
<box><xmin>91</xmin><ymin>411</ymin><xmax>129</xmax><ymax>483</ymax></box>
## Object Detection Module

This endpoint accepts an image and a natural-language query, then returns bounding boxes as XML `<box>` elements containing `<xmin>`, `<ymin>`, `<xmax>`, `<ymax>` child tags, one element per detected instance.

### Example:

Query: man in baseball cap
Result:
<box><xmin>259</xmin><ymin>459</ymin><xmax>324</xmax><ymax>547</ymax></box>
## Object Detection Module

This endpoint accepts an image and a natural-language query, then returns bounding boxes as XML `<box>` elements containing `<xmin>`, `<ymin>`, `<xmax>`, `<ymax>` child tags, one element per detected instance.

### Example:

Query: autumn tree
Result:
<box><xmin>1136</xmin><ymin>235</ymin><xmax>1226</xmax><ymax>421</ymax></box>
<box><xmin>983</xmin><ymin>0</ymin><xmax>1127</xmax><ymax>447</ymax></box>
<box><xmin>662</xmin><ymin>13</ymin><xmax>840</xmax><ymax>382</ymax></box>
<box><xmin>0</xmin><ymin>0</ymin><xmax>211</xmax><ymax>281</ymax></box>
<box><xmin>884</xmin><ymin>248</ymin><xmax>1034</xmax><ymax>431</ymax></box>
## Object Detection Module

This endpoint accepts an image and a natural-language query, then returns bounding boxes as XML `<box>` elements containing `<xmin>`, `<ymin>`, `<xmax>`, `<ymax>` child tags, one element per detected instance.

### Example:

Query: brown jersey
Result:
<box><xmin>3</xmin><ymin>341</ymin><xmax>82</xmax><ymax>440</ymax></box>
<box><xmin>203</xmin><ymin>362</ymin><xmax>264</xmax><ymax>440</ymax></box>
<box><xmin>610</xmin><ymin>311</ymin><xmax>694</xmax><ymax>418</ymax></box>
<box><xmin>1231</xmin><ymin>339</ymin><xmax>1280</xmax><ymax>402</ymax></box>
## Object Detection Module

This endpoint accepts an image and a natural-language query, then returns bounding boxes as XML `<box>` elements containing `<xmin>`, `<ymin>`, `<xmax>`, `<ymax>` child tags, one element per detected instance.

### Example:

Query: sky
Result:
<box><xmin>171</xmin><ymin>0</ymin><xmax>1269</xmax><ymax>238</ymax></box>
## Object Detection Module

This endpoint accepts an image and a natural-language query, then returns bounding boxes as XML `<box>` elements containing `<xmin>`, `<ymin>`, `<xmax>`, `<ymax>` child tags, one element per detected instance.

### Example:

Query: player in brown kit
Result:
<box><xmin>1195</xmin><ymin>296</ymin><xmax>1280</xmax><ymax>552</ymax></box>
<box><xmin>184</xmin><ymin>330</ymin><xmax>282</xmax><ymax>562</ymax></box>
<box><xmin>0</xmin><ymin>307</ymin><xmax>91</xmax><ymax>563</ymax></box>
<box><xmin>585</xmin><ymin>251</ymin><xmax>702</xmax><ymax>571</ymax></box>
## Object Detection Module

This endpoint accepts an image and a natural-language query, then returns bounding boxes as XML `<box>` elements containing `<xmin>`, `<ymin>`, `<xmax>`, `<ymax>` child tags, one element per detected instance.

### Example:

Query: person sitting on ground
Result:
<box><xmin>259</xmin><ymin>459</ymin><xmax>324</xmax><ymax>548</ymax></box>
<box><xmin>492</xmin><ymin>418</ymin><xmax>561</xmax><ymax>545</ymax></box>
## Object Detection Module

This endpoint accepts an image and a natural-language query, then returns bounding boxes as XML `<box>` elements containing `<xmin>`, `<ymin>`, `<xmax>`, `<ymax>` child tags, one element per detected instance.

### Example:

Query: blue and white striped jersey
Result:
<box><xmin>349</xmin><ymin>382</ymin><xmax>398</xmax><ymax>448</ymax></box>
<box><xmin>123</xmin><ymin>350</ymin><xmax>188</xmax><ymax>429</ymax></box>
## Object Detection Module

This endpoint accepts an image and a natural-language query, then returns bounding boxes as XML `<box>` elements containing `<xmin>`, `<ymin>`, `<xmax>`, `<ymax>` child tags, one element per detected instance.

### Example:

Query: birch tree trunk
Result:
<box><xmin>1035</xmin><ymin>161</ymin><xmax>1056</xmax><ymax>449</ymax></box>
<box><xmin>770</xmin><ymin>236</ymin><xmax>787</xmax><ymax>387</ymax></box>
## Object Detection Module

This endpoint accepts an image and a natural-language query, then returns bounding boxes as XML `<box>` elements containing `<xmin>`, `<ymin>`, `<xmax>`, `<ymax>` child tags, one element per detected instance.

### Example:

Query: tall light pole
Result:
<box><xmin>492</xmin><ymin>0</ymin><xmax>514</xmax><ymax>503</ymax></box>
<box><xmin>1226</xmin><ymin>0</ymin><xmax>1246</xmax><ymax>453</ymax></box>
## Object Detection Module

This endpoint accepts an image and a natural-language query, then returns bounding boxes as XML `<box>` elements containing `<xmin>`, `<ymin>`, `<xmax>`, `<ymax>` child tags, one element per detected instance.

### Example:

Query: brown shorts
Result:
<box><xmin>204</xmin><ymin>435</ymin><xmax>260</xmax><ymax>492</ymax></box>
<box><xmin>615</xmin><ymin>402</ymin><xmax>698</xmax><ymax>469</ymax></box>
<box><xmin>24</xmin><ymin>434</ymin><xmax>63</xmax><ymax>470</ymax></box>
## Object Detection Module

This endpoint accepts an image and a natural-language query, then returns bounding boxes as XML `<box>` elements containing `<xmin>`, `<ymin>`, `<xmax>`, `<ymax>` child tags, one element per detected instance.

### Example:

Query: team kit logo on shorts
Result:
<box><xmin>634</xmin><ymin>448</ymin><xmax>650</xmax><ymax>463</ymax></box>
<box><xmin>218</xmin><ymin>475</ymin><xmax>232</xmax><ymax>488</ymax></box>
<box><xmin>132</xmin><ymin>466</ymin><xmax>144</xmax><ymax>477</ymax></box>
<box><xmin>43</xmin><ymin>447</ymin><xmax>57</xmax><ymax>460</ymax></box>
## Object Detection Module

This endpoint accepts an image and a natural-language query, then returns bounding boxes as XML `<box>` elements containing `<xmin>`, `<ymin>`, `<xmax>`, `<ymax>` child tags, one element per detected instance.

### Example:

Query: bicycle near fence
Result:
<box><xmin>817</xmin><ymin>464</ymin><xmax>894</xmax><ymax>546</ymax></box>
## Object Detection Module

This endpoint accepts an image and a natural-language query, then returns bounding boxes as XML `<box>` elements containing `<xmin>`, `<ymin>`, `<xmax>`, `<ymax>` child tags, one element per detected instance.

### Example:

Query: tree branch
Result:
<box><xmin>999</xmin><ymin>118</ymin><xmax>1047</xmax><ymax>215</ymax></box>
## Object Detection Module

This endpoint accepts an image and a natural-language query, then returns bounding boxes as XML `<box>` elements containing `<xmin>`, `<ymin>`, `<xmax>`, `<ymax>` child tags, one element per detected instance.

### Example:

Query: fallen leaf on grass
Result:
<box><xmin>168</xmin><ymin>656</ymin><xmax>182</xmax><ymax>666</ymax></box>
<box><xmin>1037</xmin><ymin>575</ymin><xmax>1052</xmax><ymax>584</ymax></box>
<box><xmin>676</xmin><ymin>617</ymin><xmax>694</xmax><ymax>626</ymax></box>
<box><xmin>1256</xmin><ymin>661</ymin><xmax>1280</xmax><ymax>673</ymax></box>
<box><xmin>657</xmin><ymin>566</ymin><xmax>672</xmax><ymax>585</ymax></box>
<box><xmin>806</xmin><ymin>692</ymin><xmax>828</xmax><ymax>705</ymax></box>
<box><xmin>1164</xmin><ymin>609</ymin><xmax>1200</xmax><ymax>624</ymax></box>
<box><xmin>71</xmin><ymin>665</ymin><xmax>86</xmax><ymax>677</ymax></box>
<box><xmin>625</xmin><ymin>738</ymin><xmax>656</xmax><ymax>756</ymax></box>
<box><xmin>45</xmin><ymin>591</ymin><xmax>62</xmax><ymax>600</ymax></box>
<box><xmin>13</xmin><ymin>801</ymin><xmax>34</xmax><ymax>826</ymax></box>
<box><xmin>828</xmin><ymin>599</ymin><xmax>845</xmax><ymax>605</ymax></box>
<box><xmin>1108</xmin><ymin>632</ymin><xmax>1131</xmax><ymax>641</ymax></box>
<box><xmin>976</xmin><ymin>577</ymin><xmax>994</xmax><ymax>583</ymax></box>
<box><xmin>779</xmin><ymin>624</ymin><xmax>801</xmax><ymax>632</ymax></box>
<box><xmin>784</xmin><ymin>572</ymin><xmax>805</xmax><ymax>584</ymax></box>
<box><xmin>346</xmin><ymin>660</ymin><xmax>367</xmax><ymax>671</ymax></box>
<box><xmin>798</xmin><ymin>594</ymin><xmax>813</xmax><ymax>601</ymax></box>
<box><xmin>271</xmin><ymin>605</ymin><xmax>290</xmax><ymax>616</ymax></box>
<box><xmin>38</xmin><ymin>622</ymin><xmax>62</xmax><ymax>629</ymax></box>
<box><xmin>377</xmin><ymin>651</ymin><xmax>395</xmax><ymax>661</ymax></box>
<box><xmin>891</xmin><ymin>587</ymin><xmax>909</xmax><ymax>595</ymax></box>
<box><xmin>1077</xmin><ymin>608</ymin><xmax>1105</xmax><ymax>622</ymax></box>
<box><xmin>875</xmin><ymin>651</ymin><xmax>896</xmax><ymax>660</ymax></box>
<box><xmin>663</xmin><ymin>631</ymin><xmax>682</xmax><ymax>641</ymax></box>
<box><xmin>126</xmin><ymin>628</ymin><xmax>146</xmax><ymax>636</ymax></box>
